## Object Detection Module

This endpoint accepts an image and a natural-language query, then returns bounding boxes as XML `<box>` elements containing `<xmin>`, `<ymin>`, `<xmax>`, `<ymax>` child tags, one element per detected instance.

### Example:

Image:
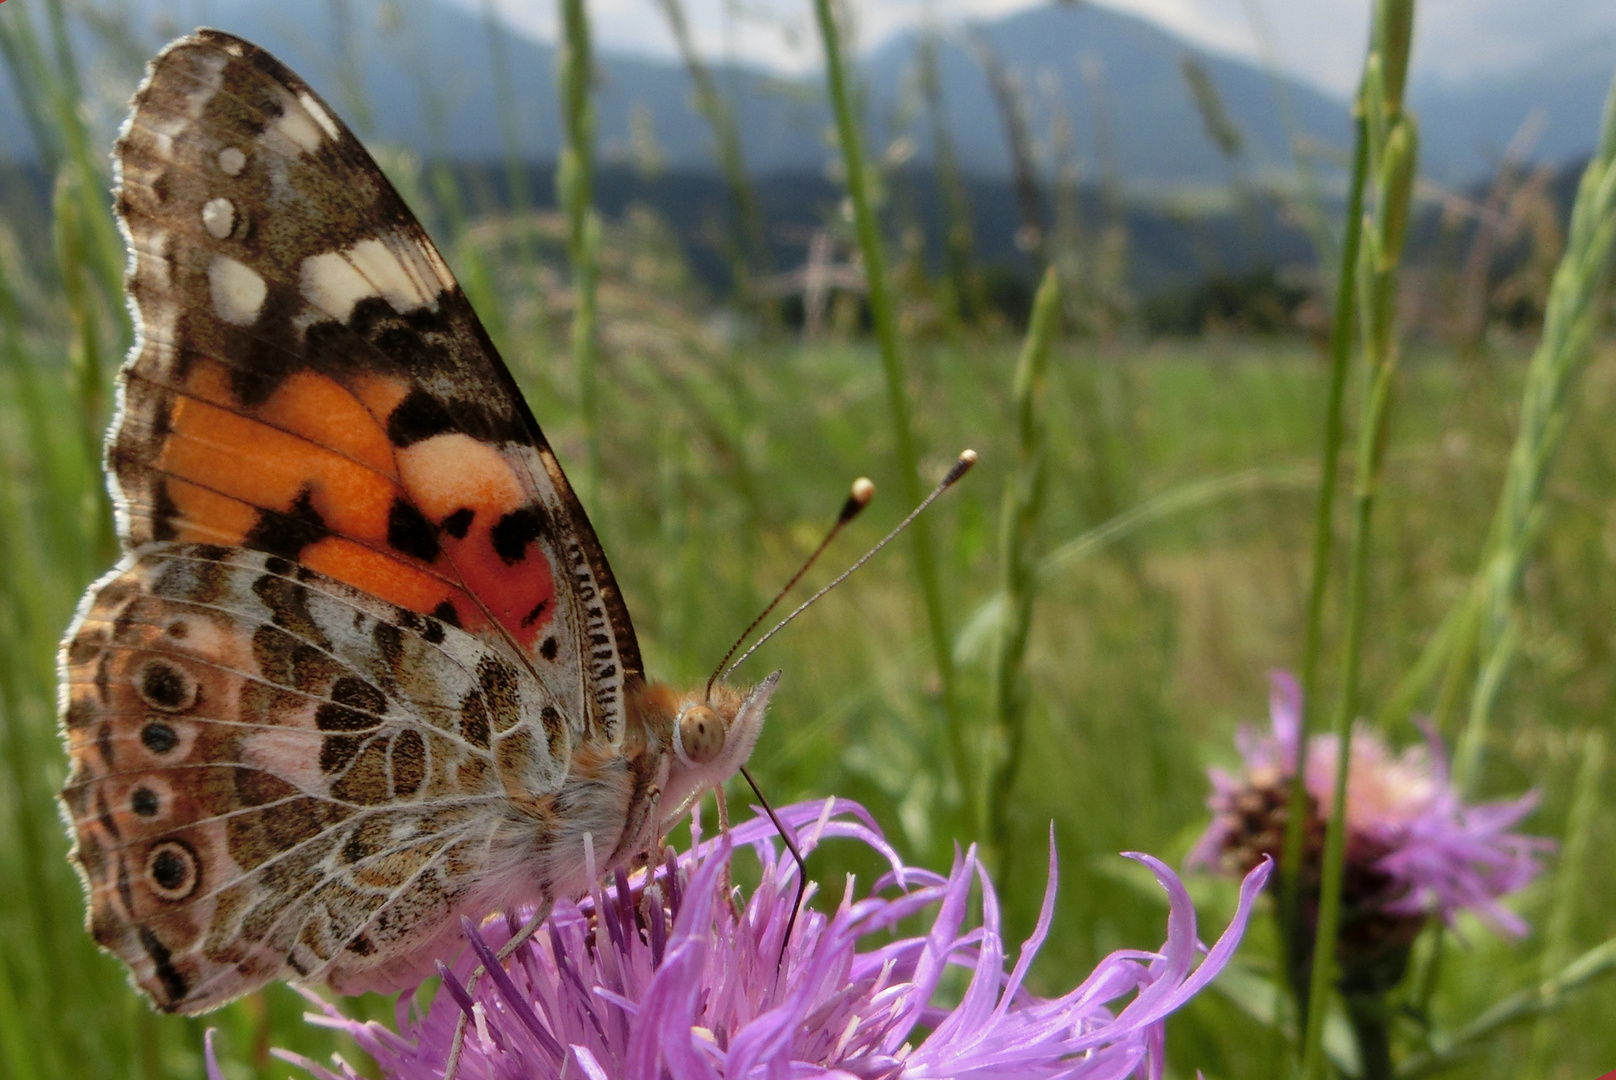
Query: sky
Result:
<box><xmin>452</xmin><ymin>0</ymin><xmax>1616</xmax><ymax>97</ymax></box>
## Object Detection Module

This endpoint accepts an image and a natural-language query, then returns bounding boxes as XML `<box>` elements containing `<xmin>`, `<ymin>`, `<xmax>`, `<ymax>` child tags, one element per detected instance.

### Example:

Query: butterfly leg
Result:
<box><xmin>613</xmin><ymin>781</ymin><xmax>663</xmax><ymax>878</ymax></box>
<box><xmin>713</xmin><ymin>784</ymin><xmax>734</xmax><ymax>901</ymax></box>
<box><xmin>443</xmin><ymin>898</ymin><xmax>556</xmax><ymax>1080</ymax></box>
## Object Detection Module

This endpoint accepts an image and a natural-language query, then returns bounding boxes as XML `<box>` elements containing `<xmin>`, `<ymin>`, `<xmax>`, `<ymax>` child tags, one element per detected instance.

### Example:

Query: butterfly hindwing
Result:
<box><xmin>110</xmin><ymin>29</ymin><xmax>639</xmax><ymax>744</ymax></box>
<box><xmin>59</xmin><ymin>543</ymin><xmax>572</xmax><ymax>1011</ymax></box>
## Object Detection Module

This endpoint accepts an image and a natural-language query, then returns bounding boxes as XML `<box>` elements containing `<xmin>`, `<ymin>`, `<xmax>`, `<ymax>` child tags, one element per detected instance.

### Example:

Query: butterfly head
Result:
<box><xmin>642</xmin><ymin>670</ymin><xmax>780</xmax><ymax>824</ymax></box>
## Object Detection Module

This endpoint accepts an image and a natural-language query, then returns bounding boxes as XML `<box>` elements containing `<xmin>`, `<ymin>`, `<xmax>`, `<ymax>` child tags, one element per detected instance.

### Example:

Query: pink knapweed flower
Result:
<box><xmin>1189</xmin><ymin>671</ymin><xmax>1549</xmax><ymax>947</ymax></box>
<box><xmin>244</xmin><ymin>798</ymin><xmax>1268</xmax><ymax>1080</ymax></box>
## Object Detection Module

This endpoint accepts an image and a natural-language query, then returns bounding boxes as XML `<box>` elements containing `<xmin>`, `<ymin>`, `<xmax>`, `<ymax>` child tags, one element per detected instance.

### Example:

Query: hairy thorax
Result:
<box><xmin>494</xmin><ymin>675</ymin><xmax>775</xmax><ymax>909</ymax></box>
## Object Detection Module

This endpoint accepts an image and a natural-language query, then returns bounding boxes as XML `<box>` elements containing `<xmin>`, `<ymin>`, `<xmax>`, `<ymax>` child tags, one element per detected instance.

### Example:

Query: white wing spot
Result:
<box><xmin>300</xmin><ymin>93</ymin><xmax>341</xmax><ymax>141</ymax></box>
<box><xmin>145</xmin><ymin>229</ymin><xmax>173</xmax><ymax>289</ymax></box>
<box><xmin>271</xmin><ymin>107</ymin><xmax>324</xmax><ymax>155</ymax></box>
<box><xmin>347</xmin><ymin>236</ymin><xmax>435</xmax><ymax>313</ymax></box>
<box><xmin>201</xmin><ymin>198</ymin><xmax>235</xmax><ymax>239</ymax></box>
<box><xmin>299</xmin><ymin>233</ymin><xmax>444</xmax><ymax>321</ymax></box>
<box><xmin>300</xmin><ymin>251</ymin><xmax>376</xmax><ymax>322</ymax></box>
<box><xmin>208</xmin><ymin>256</ymin><xmax>267</xmax><ymax>325</ymax></box>
<box><xmin>217</xmin><ymin>147</ymin><xmax>246</xmax><ymax>175</ymax></box>
<box><xmin>179</xmin><ymin>52</ymin><xmax>228</xmax><ymax>119</ymax></box>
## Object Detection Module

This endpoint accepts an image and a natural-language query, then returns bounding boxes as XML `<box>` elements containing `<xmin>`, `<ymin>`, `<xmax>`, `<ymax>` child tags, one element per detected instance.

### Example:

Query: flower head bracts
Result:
<box><xmin>1190</xmin><ymin>671</ymin><xmax>1549</xmax><ymax>937</ymax></box>
<box><xmin>262</xmin><ymin>799</ymin><xmax>1269</xmax><ymax>1080</ymax></box>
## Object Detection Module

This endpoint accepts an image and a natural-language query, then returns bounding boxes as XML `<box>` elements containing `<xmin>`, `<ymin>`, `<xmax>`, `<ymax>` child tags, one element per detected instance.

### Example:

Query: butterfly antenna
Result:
<box><xmin>739</xmin><ymin>765</ymin><xmax>807</xmax><ymax>970</ymax></box>
<box><xmin>722</xmin><ymin>449</ymin><xmax>977</xmax><ymax>682</ymax></box>
<box><xmin>704</xmin><ymin>476</ymin><xmax>876</xmax><ymax>702</ymax></box>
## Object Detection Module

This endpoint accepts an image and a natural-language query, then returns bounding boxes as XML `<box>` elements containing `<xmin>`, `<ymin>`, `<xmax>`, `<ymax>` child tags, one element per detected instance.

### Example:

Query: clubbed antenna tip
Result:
<box><xmin>947</xmin><ymin>449</ymin><xmax>977</xmax><ymax>484</ymax></box>
<box><xmin>839</xmin><ymin>477</ymin><xmax>875</xmax><ymax>523</ymax></box>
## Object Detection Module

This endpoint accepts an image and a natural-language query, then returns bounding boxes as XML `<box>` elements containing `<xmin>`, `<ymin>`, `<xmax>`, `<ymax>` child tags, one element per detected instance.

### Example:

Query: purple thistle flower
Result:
<box><xmin>236</xmin><ymin>798</ymin><xmax>1268</xmax><ymax>1080</ymax></box>
<box><xmin>1189</xmin><ymin>671</ymin><xmax>1550</xmax><ymax>947</ymax></box>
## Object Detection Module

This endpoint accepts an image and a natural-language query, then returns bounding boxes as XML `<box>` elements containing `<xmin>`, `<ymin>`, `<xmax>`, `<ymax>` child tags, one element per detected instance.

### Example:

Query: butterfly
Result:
<box><xmin>57</xmin><ymin>28</ymin><xmax>778</xmax><ymax>1015</ymax></box>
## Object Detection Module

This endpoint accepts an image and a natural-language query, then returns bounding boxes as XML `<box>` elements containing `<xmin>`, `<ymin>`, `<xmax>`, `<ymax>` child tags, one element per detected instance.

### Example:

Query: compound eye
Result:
<box><xmin>676</xmin><ymin>705</ymin><xmax>726</xmax><ymax>766</ymax></box>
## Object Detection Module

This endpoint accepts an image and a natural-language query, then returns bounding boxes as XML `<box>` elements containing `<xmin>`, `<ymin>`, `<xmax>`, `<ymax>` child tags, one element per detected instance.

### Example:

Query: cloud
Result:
<box><xmin>454</xmin><ymin>0</ymin><xmax>1616</xmax><ymax>96</ymax></box>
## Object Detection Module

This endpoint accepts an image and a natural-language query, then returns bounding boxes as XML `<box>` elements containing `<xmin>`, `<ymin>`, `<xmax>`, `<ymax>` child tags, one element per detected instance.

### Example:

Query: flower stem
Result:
<box><xmin>1345</xmin><ymin>993</ymin><xmax>1395</xmax><ymax>1080</ymax></box>
<box><xmin>811</xmin><ymin>0</ymin><xmax>970</xmax><ymax>827</ymax></box>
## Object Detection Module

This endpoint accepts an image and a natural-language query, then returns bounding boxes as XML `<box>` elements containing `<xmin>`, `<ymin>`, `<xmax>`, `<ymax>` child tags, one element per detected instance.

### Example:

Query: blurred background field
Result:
<box><xmin>2</xmin><ymin>0</ymin><xmax>1616</xmax><ymax>1077</ymax></box>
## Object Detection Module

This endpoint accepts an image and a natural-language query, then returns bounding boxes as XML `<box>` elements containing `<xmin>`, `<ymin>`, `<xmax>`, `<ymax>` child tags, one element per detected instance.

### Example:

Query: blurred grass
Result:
<box><xmin>4</xmin><ymin>3</ymin><xmax>1616</xmax><ymax>1079</ymax></box>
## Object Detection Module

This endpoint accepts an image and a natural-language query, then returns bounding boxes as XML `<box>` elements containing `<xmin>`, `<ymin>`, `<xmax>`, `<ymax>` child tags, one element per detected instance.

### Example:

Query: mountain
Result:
<box><xmin>0</xmin><ymin>0</ymin><xmax>1607</xmax><ymax>187</ymax></box>
<box><xmin>2</xmin><ymin>0</ymin><xmax>1351</xmax><ymax>186</ymax></box>
<box><xmin>859</xmin><ymin>4</ymin><xmax>1350</xmax><ymax>186</ymax></box>
<box><xmin>1410</xmin><ymin>32</ymin><xmax>1616</xmax><ymax>182</ymax></box>
<box><xmin>0</xmin><ymin>0</ymin><xmax>826</xmax><ymax>173</ymax></box>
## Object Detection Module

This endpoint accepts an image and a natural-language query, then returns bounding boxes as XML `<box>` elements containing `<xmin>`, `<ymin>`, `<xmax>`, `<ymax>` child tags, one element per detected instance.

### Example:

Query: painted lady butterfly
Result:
<box><xmin>57</xmin><ymin>29</ymin><xmax>778</xmax><ymax>1015</ymax></box>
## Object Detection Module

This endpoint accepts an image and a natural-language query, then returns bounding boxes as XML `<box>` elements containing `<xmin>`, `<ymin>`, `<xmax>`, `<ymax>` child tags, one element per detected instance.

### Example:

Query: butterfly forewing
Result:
<box><xmin>110</xmin><ymin>29</ymin><xmax>639</xmax><ymax>739</ymax></box>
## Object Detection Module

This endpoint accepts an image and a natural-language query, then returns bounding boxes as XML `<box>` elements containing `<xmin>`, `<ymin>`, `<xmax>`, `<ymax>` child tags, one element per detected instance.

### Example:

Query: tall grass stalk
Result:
<box><xmin>971</xmin><ymin>30</ymin><xmax>1044</xmax><ymax>267</ymax></box>
<box><xmin>915</xmin><ymin>21</ymin><xmax>979</xmax><ymax>327</ymax></box>
<box><xmin>27</xmin><ymin>2</ymin><xmax>124</xmax><ymax>307</ymax></box>
<box><xmin>1397</xmin><ymin>933</ymin><xmax>1616</xmax><ymax>1078</ymax></box>
<box><xmin>1301</xmin><ymin>1</ymin><xmax>1419</xmax><ymax>1076</ymax></box>
<box><xmin>0</xmin><ymin>436</ymin><xmax>71</xmax><ymax>1080</ymax></box>
<box><xmin>1180</xmin><ymin>55</ymin><xmax>1262</xmax><ymax>245</ymax></box>
<box><xmin>322</xmin><ymin>0</ymin><xmax>374</xmax><ymax>133</ymax></box>
<box><xmin>481</xmin><ymin>0</ymin><xmax>541</xmax><ymax>274</ymax></box>
<box><xmin>1278</xmin><ymin>92</ymin><xmax>1368</xmax><ymax>1019</ymax></box>
<box><xmin>987</xmin><ymin>268</ymin><xmax>1060</xmax><ymax>867</ymax></box>
<box><xmin>0</xmin><ymin>3</ymin><xmax>126</xmax><ymax>340</ymax></box>
<box><xmin>1528</xmin><ymin>730</ymin><xmax>1604</xmax><ymax>1078</ymax></box>
<box><xmin>427</xmin><ymin>163</ymin><xmax>511</xmax><ymax>348</ymax></box>
<box><xmin>651</xmin><ymin>0</ymin><xmax>772</xmax><ymax>317</ymax></box>
<box><xmin>954</xmin><ymin>460</ymin><xmax>1316</xmax><ymax>664</ymax></box>
<box><xmin>410</xmin><ymin>61</ymin><xmax>511</xmax><ymax>349</ymax></box>
<box><xmin>1453</xmin><ymin>69</ymin><xmax>1616</xmax><ymax>790</ymax></box>
<box><xmin>810</xmin><ymin>0</ymin><xmax>969</xmax><ymax>827</ymax></box>
<box><xmin>1236</xmin><ymin>0</ymin><xmax>1336</xmax><ymax>270</ymax></box>
<box><xmin>558</xmin><ymin>0</ymin><xmax>605</xmax><ymax>502</ymax></box>
<box><xmin>1078</xmin><ymin>56</ymin><xmax>1133</xmax><ymax>324</ymax></box>
<box><xmin>1372</xmin><ymin>63</ymin><xmax>1616</xmax><ymax>756</ymax></box>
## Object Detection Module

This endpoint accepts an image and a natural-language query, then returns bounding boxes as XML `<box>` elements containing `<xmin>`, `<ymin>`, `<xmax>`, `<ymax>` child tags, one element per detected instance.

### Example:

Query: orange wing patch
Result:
<box><xmin>147</xmin><ymin>359</ymin><xmax>558</xmax><ymax>648</ymax></box>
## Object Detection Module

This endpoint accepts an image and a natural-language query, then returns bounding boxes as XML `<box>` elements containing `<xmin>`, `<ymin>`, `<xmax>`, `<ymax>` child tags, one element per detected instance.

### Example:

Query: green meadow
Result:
<box><xmin>3</xmin><ymin>0</ymin><xmax>1616</xmax><ymax>1077</ymax></box>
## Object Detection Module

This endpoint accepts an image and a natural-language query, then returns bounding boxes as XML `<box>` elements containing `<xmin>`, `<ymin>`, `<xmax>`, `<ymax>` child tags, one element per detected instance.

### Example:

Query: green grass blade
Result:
<box><xmin>651</xmin><ymin>0</ymin><xmax>773</xmax><ymax>318</ymax></box>
<box><xmin>1279</xmin><ymin>100</ymin><xmax>1368</xmax><ymax>1035</ymax></box>
<box><xmin>559</xmin><ymin>0</ymin><xmax>604</xmax><ymax>503</ymax></box>
<box><xmin>1302</xmin><ymin>1</ymin><xmax>1420</xmax><ymax>1075</ymax></box>
<box><xmin>810</xmin><ymin>0</ymin><xmax>969</xmax><ymax>830</ymax></box>
<box><xmin>987</xmin><ymin>267</ymin><xmax>1060</xmax><ymax>866</ymax></box>
<box><xmin>1397</xmin><ymin>934</ymin><xmax>1616</xmax><ymax>1079</ymax></box>
<box><xmin>1454</xmin><ymin>65</ymin><xmax>1616</xmax><ymax>791</ymax></box>
<box><xmin>1527</xmin><ymin>730</ymin><xmax>1604</xmax><ymax>1077</ymax></box>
